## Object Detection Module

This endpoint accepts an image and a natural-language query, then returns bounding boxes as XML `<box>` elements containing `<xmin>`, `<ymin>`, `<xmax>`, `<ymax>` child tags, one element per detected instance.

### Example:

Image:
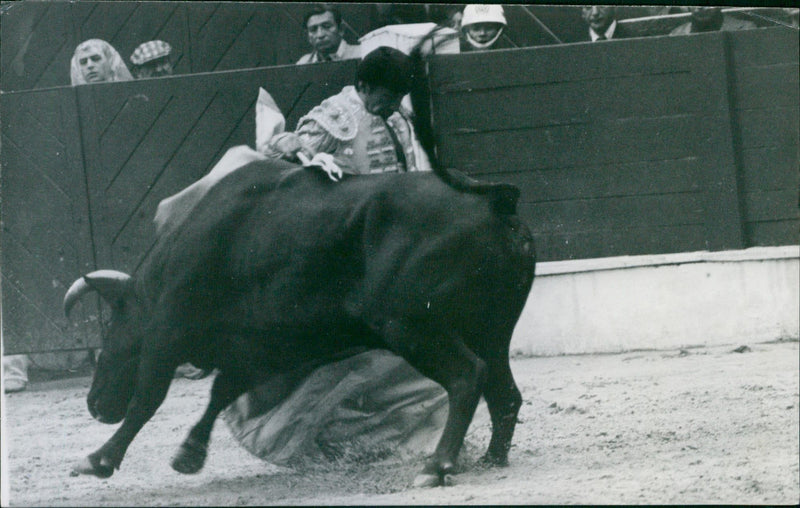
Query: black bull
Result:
<box><xmin>64</xmin><ymin>158</ymin><xmax>536</xmax><ymax>487</ymax></box>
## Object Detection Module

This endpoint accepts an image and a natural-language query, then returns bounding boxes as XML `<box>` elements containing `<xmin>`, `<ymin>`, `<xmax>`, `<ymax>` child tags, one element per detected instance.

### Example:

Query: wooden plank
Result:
<box><xmin>744</xmin><ymin>219</ymin><xmax>800</xmax><ymax>247</ymax></box>
<box><xmin>478</xmin><ymin>158</ymin><xmax>702</xmax><ymax>203</ymax></box>
<box><xmin>733</xmin><ymin>63</ymin><xmax>799</xmax><ymax>110</ymax></box>
<box><xmin>437</xmin><ymin>115</ymin><xmax>701</xmax><ymax>173</ymax></box>
<box><xmin>433</xmin><ymin>71</ymin><xmax>703</xmax><ymax>134</ymax></box>
<box><xmin>735</xmin><ymin>107</ymin><xmax>799</xmax><ymax>150</ymax></box>
<box><xmin>741</xmin><ymin>190</ymin><xmax>800</xmax><ymax>223</ymax></box>
<box><xmin>527</xmin><ymin>221</ymin><xmax>709</xmax><ymax>261</ymax></box>
<box><xmin>523</xmin><ymin>193</ymin><xmax>705</xmax><ymax>233</ymax></box>
<box><xmin>739</xmin><ymin>146</ymin><xmax>799</xmax><ymax>192</ymax></box>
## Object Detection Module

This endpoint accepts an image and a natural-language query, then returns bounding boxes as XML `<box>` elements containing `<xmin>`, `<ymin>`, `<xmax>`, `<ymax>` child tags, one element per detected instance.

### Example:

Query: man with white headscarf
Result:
<box><xmin>70</xmin><ymin>39</ymin><xmax>133</xmax><ymax>85</ymax></box>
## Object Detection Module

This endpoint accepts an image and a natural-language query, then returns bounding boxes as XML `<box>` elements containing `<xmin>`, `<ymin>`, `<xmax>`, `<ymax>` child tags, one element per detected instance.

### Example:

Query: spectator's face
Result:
<box><xmin>135</xmin><ymin>58</ymin><xmax>173</xmax><ymax>79</ymax></box>
<box><xmin>359</xmin><ymin>82</ymin><xmax>404</xmax><ymax>119</ymax></box>
<box><xmin>306</xmin><ymin>11</ymin><xmax>343</xmax><ymax>55</ymax></box>
<box><xmin>465</xmin><ymin>22</ymin><xmax>503</xmax><ymax>44</ymax></box>
<box><xmin>689</xmin><ymin>7</ymin><xmax>721</xmax><ymax>24</ymax></box>
<box><xmin>77</xmin><ymin>47</ymin><xmax>113</xmax><ymax>83</ymax></box>
<box><xmin>581</xmin><ymin>6</ymin><xmax>616</xmax><ymax>33</ymax></box>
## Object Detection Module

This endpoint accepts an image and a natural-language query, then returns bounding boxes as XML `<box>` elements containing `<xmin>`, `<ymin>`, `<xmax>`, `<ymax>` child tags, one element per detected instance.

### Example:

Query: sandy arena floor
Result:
<box><xmin>2</xmin><ymin>339</ymin><xmax>798</xmax><ymax>506</ymax></box>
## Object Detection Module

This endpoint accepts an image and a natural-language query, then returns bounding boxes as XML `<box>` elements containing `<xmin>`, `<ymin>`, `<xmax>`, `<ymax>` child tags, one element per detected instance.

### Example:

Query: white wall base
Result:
<box><xmin>510</xmin><ymin>246</ymin><xmax>800</xmax><ymax>356</ymax></box>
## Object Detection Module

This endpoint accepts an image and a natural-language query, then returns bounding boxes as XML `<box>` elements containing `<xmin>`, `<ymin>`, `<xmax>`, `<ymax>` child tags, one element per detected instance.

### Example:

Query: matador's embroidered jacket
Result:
<box><xmin>269</xmin><ymin>86</ymin><xmax>430</xmax><ymax>175</ymax></box>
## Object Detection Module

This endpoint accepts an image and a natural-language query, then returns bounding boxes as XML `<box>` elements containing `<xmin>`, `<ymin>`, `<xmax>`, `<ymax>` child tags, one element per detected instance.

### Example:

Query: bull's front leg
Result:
<box><xmin>171</xmin><ymin>371</ymin><xmax>250</xmax><ymax>474</ymax></box>
<box><xmin>72</xmin><ymin>351</ymin><xmax>177</xmax><ymax>478</ymax></box>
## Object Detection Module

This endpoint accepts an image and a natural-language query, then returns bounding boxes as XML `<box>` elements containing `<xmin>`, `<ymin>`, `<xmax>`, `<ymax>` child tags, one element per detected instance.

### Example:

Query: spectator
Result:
<box><xmin>70</xmin><ymin>39</ymin><xmax>133</xmax><ymax>85</ymax></box>
<box><xmin>670</xmin><ymin>7</ymin><xmax>757</xmax><ymax>35</ymax></box>
<box><xmin>580</xmin><ymin>6</ymin><xmax>634</xmax><ymax>41</ymax></box>
<box><xmin>459</xmin><ymin>4</ymin><xmax>512</xmax><ymax>52</ymax></box>
<box><xmin>269</xmin><ymin>46</ymin><xmax>430</xmax><ymax>174</ymax></box>
<box><xmin>2</xmin><ymin>355</ymin><xmax>29</xmax><ymax>393</ymax></box>
<box><xmin>224</xmin><ymin>47</ymin><xmax>446</xmax><ymax>464</ymax></box>
<box><xmin>429</xmin><ymin>3</ymin><xmax>464</xmax><ymax>30</ymax></box>
<box><xmin>130</xmin><ymin>40</ymin><xmax>174</xmax><ymax>78</ymax></box>
<box><xmin>297</xmin><ymin>5</ymin><xmax>361</xmax><ymax>64</ymax></box>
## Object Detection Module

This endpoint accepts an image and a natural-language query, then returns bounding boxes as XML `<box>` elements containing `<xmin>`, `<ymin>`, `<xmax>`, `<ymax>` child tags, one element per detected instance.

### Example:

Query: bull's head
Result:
<box><xmin>64</xmin><ymin>270</ymin><xmax>142</xmax><ymax>424</ymax></box>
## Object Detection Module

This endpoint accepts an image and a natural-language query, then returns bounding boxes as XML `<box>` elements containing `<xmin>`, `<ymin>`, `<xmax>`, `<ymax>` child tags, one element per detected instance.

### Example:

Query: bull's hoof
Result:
<box><xmin>413</xmin><ymin>459</ymin><xmax>457</xmax><ymax>488</ymax></box>
<box><xmin>171</xmin><ymin>438</ymin><xmax>207</xmax><ymax>474</ymax></box>
<box><xmin>70</xmin><ymin>456</ymin><xmax>114</xmax><ymax>478</ymax></box>
<box><xmin>413</xmin><ymin>473</ymin><xmax>441</xmax><ymax>488</ymax></box>
<box><xmin>412</xmin><ymin>472</ymin><xmax>458</xmax><ymax>488</ymax></box>
<box><xmin>480</xmin><ymin>453</ymin><xmax>509</xmax><ymax>467</ymax></box>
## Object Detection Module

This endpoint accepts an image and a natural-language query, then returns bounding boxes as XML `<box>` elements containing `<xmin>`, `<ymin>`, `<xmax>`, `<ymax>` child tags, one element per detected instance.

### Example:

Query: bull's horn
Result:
<box><xmin>64</xmin><ymin>270</ymin><xmax>132</xmax><ymax>318</ymax></box>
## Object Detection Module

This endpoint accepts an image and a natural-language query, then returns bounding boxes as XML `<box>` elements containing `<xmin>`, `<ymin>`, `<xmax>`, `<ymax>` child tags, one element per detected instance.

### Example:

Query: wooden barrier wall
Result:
<box><xmin>1</xmin><ymin>62</ymin><xmax>359</xmax><ymax>354</ymax></box>
<box><xmin>1</xmin><ymin>28</ymin><xmax>798</xmax><ymax>354</ymax></box>
<box><xmin>429</xmin><ymin>28</ymin><xmax>799</xmax><ymax>258</ymax></box>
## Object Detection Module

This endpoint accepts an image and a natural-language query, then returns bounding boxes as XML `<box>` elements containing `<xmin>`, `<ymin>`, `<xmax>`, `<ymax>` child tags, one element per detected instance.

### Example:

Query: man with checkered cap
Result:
<box><xmin>130</xmin><ymin>40</ymin><xmax>173</xmax><ymax>78</ymax></box>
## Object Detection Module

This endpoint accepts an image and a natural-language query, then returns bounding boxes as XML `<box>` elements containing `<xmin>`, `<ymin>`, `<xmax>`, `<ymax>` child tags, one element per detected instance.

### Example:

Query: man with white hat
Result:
<box><xmin>130</xmin><ymin>40</ymin><xmax>173</xmax><ymax>78</ymax></box>
<box><xmin>460</xmin><ymin>4</ymin><xmax>511</xmax><ymax>52</ymax></box>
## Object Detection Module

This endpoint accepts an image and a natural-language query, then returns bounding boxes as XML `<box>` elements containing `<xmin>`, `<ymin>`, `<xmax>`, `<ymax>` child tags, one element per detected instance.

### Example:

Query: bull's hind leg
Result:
<box><xmin>481</xmin><ymin>355</ymin><xmax>522</xmax><ymax>466</ymax></box>
<box><xmin>382</xmin><ymin>319</ymin><xmax>487</xmax><ymax>487</ymax></box>
<box><xmin>171</xmin><ymin>371</ymin><xmax>249</xmax><ymax>474</ymax></box>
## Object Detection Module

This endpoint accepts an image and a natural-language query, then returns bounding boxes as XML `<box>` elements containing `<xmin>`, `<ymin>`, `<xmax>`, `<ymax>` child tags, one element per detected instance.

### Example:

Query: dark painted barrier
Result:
<box><xmin>1</xmin><ymin>28</ymin><xmax>797</xmax><ymax>354</ymax></box>
<box><xmin>429</xmin><ymin>28</ymin><xmax>799</xmax><ymax>259</ymax></box>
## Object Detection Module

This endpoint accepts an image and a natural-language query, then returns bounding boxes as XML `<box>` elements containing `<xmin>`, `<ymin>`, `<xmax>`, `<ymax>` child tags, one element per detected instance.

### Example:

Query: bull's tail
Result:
<box><xmin>408</xmin><ymin>27</ymin><xmax>520</xmax><ymax>216</ymax></box>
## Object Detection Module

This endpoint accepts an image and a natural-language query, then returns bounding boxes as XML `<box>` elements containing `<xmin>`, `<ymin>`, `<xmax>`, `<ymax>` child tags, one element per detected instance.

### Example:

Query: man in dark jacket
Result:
<box><xmin>670</xmin><ymin>7</ymin><xmax>756</xmax><ymax>35</ymax></box>
<box><xmin>580</xmin><ymin>5</ymin><xmax>634</xmax><ymax>41</ymax></box>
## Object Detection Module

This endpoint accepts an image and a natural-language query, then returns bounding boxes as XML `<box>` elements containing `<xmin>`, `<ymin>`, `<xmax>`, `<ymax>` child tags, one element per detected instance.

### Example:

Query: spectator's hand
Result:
<box><xmin>272</xmin><ymin>133</ymin><xmax>312</xmax><ymax>161</ymax></box>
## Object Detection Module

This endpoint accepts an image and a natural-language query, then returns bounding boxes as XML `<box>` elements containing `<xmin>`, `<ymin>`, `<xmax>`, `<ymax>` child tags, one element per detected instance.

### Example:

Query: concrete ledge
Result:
<box><xmin>511</xmin><ymin>246</ymin><xmax>800</xmax><ymax>356</ymax></box>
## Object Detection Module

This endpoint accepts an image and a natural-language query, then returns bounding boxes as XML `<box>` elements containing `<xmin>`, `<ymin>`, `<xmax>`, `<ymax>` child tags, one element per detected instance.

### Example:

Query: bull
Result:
<box><xmin>64</xmin><ymin>153</ymin><xmax>536</xmax><ymax>487</ymax></box>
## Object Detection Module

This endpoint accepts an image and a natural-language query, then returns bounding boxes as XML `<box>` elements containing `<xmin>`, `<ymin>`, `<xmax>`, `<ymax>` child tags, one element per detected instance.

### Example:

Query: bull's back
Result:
<box><xmin>142</xmin><ymin>163</ymin><xmax>534</xmax><ymax>344</ymax></box>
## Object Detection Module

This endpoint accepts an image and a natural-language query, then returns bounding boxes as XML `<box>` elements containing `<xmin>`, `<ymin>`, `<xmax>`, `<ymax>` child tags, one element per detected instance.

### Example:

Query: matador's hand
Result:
<box><xmin>272</xmin><ymin>133</ymin><xmax>312</xmax><ymax>162</ymax></box>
